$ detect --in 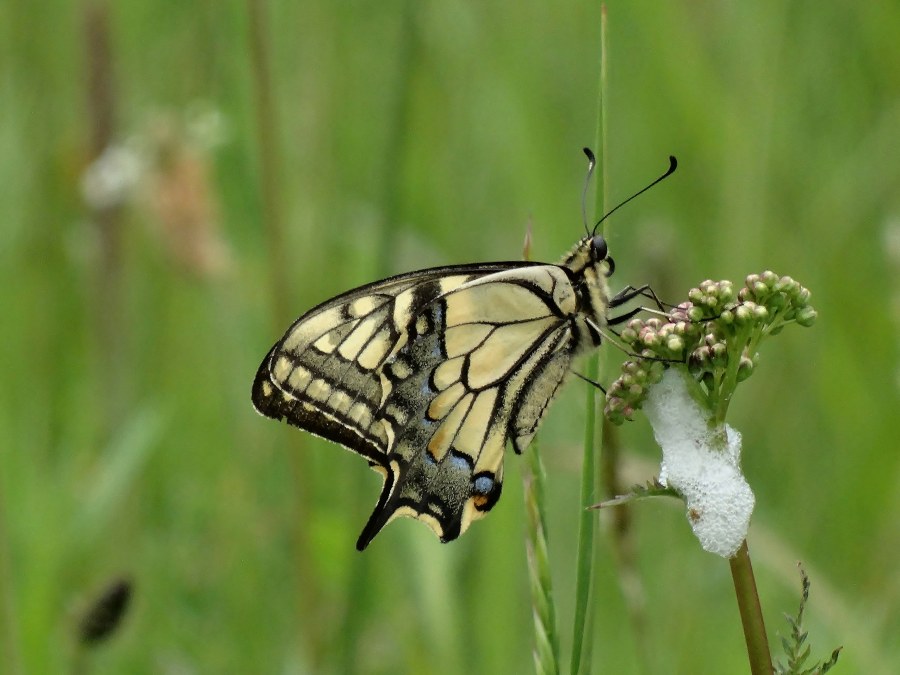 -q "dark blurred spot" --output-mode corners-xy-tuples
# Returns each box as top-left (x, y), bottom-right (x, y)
(78, 577), (134, 646)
